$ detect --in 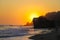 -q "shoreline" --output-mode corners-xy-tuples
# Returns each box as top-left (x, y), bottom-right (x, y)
(29, 29), (58, 40)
